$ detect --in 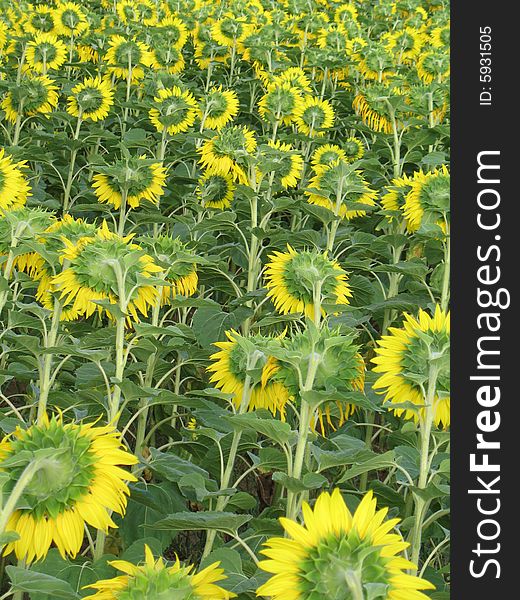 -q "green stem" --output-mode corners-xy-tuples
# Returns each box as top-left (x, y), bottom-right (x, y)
(36, 298), (62, 424)
(109, 314), (126, 424)
(409, 364), (440, 573)
(0, 463), (41, 541)
(63, 114), (83, 213)
(441, 225), (450, 311)
(118, 189), (128, 237)
(344, 569), (364, 600)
